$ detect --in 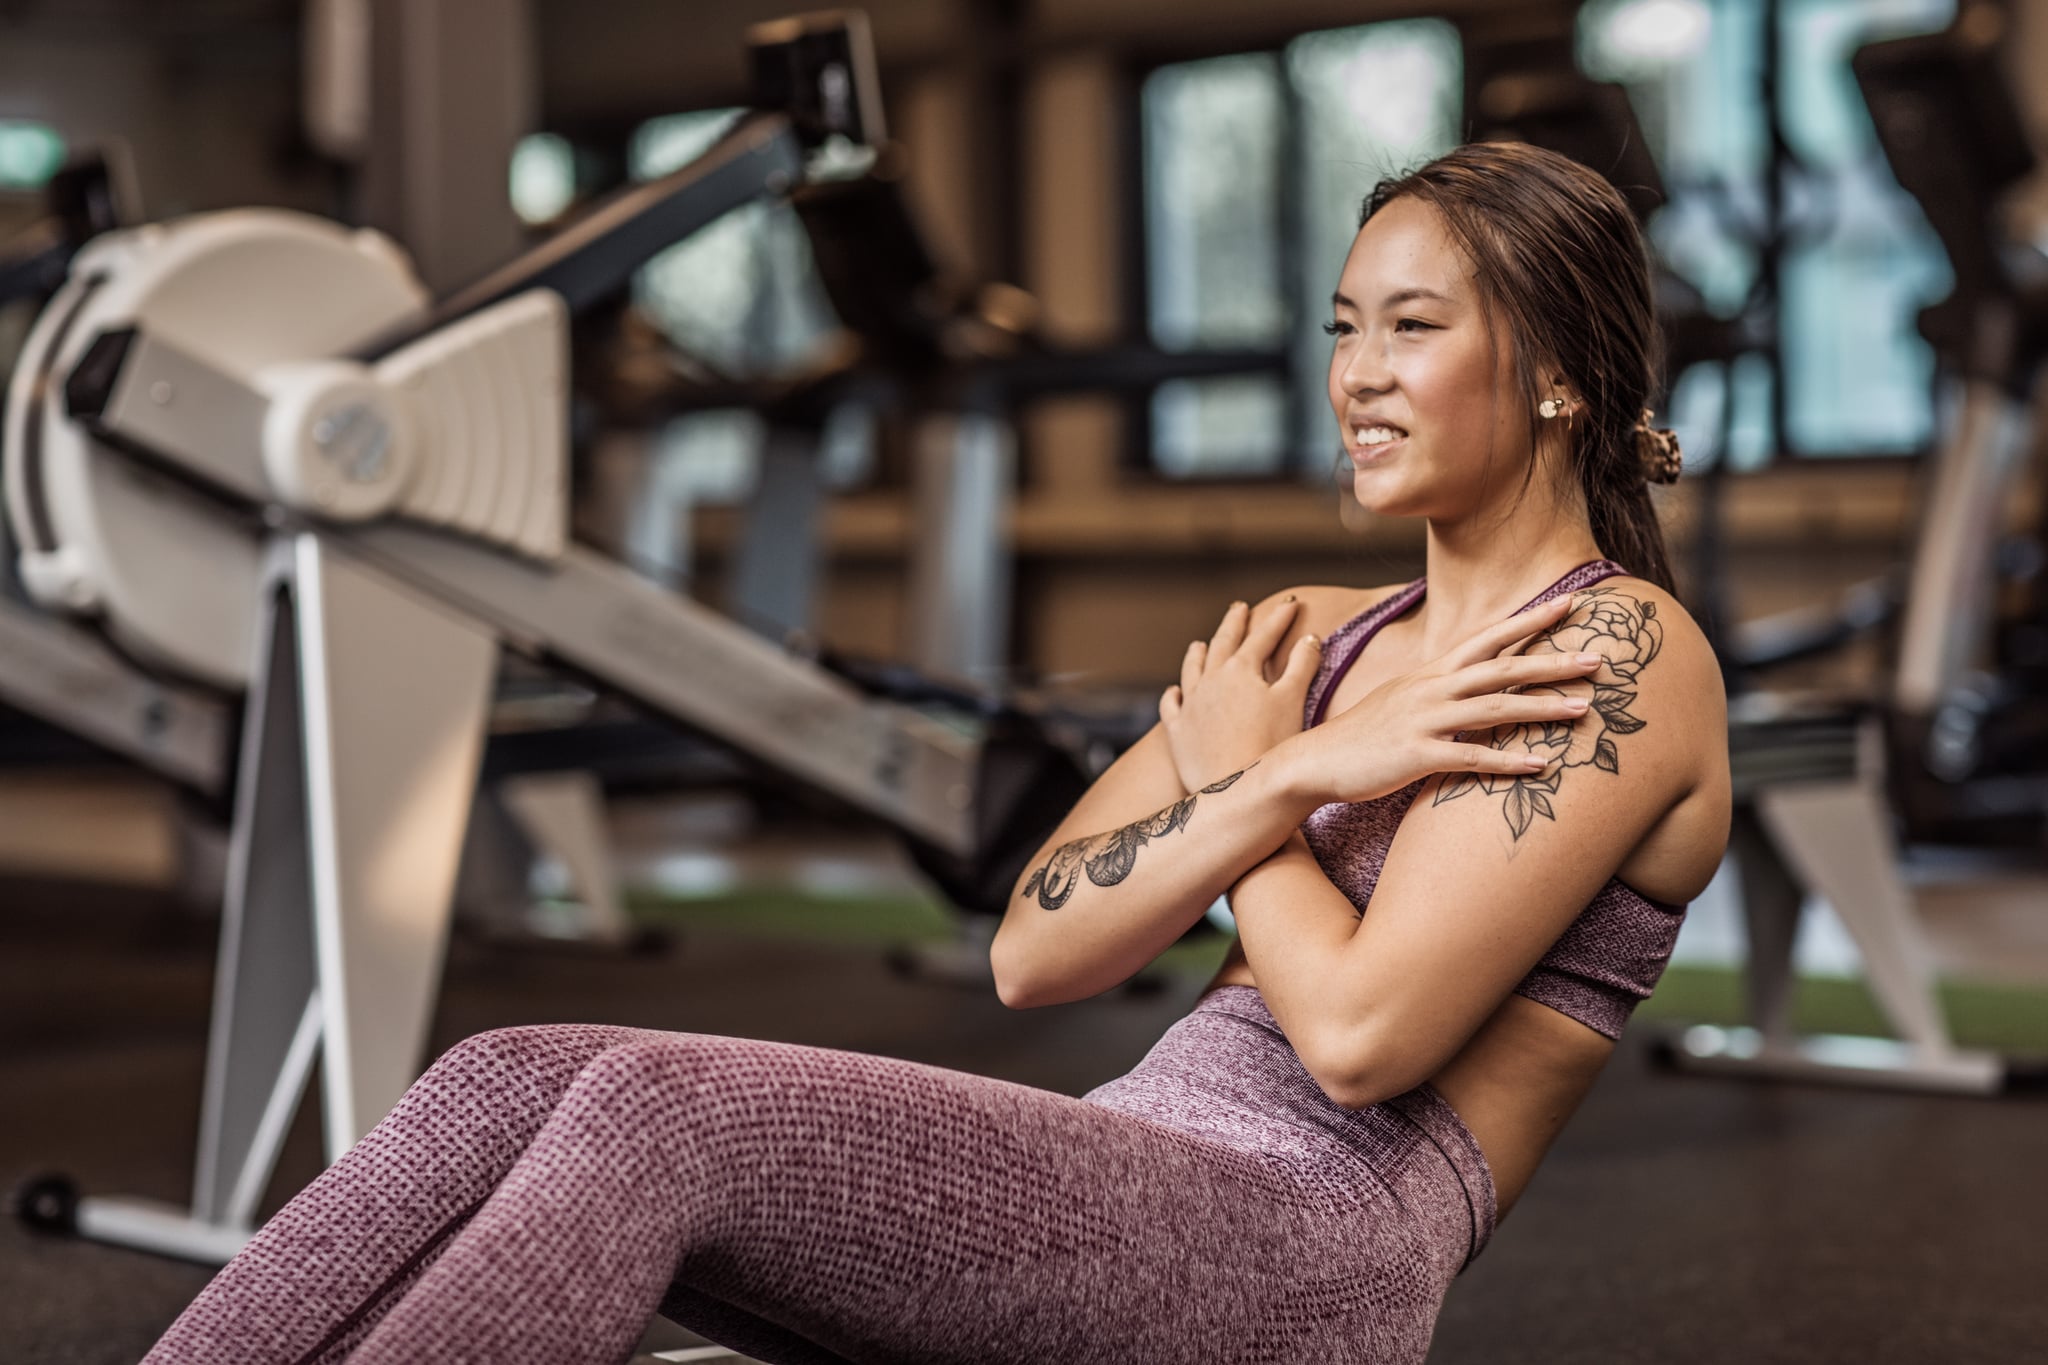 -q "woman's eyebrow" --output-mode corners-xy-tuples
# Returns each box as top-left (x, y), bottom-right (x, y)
(1329, 287), (1458, 310)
